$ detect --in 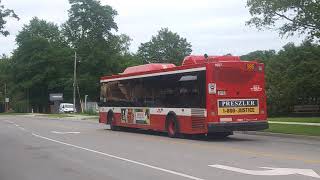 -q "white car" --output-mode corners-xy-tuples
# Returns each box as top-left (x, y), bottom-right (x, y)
(59, 103), (75, 113)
